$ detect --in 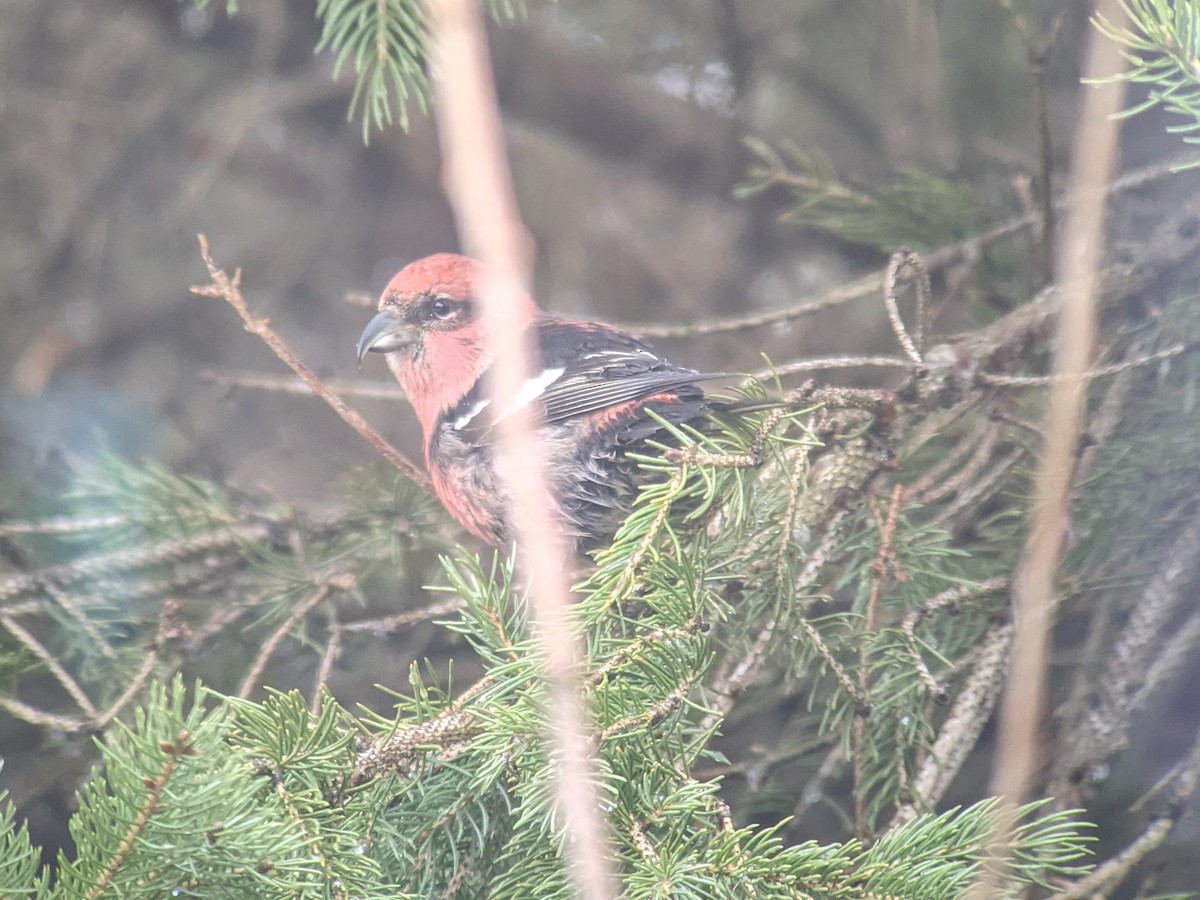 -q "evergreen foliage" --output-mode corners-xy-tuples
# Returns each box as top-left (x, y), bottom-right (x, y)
(0, 770), (42, 896)
(1095, 0), (1200, 169)
(0, 390), (1104, 896)
(312, 0), (527, 140)
(4, 4), (1200, 898)
(735, 139), (980, 252)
